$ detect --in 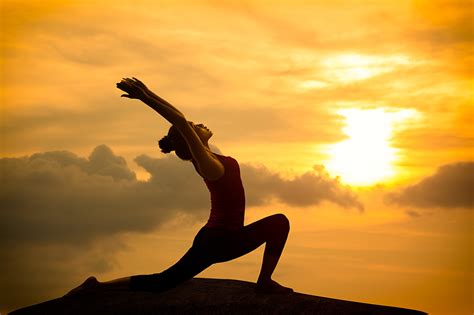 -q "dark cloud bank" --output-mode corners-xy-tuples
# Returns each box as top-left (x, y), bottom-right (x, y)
(0, 145), (361, 247)
(387, 161), (474, 209)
